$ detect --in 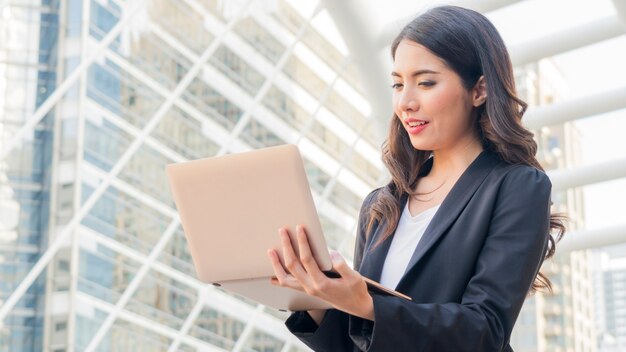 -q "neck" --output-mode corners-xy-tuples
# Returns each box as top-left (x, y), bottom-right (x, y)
(429, 136), (484, 182)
